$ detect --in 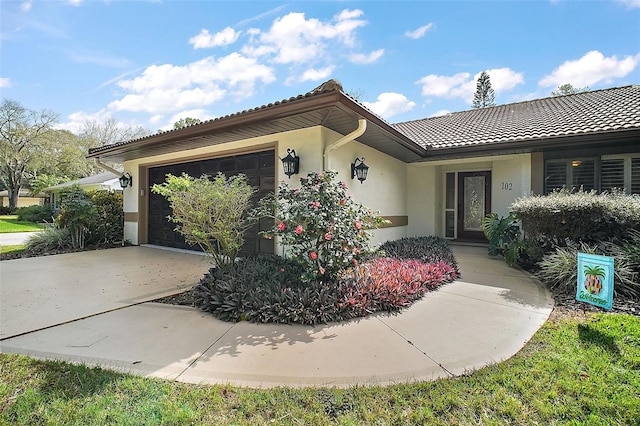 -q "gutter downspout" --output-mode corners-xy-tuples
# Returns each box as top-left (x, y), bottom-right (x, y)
(323, 118), (367, 171)
(93, 158), (123, 177)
